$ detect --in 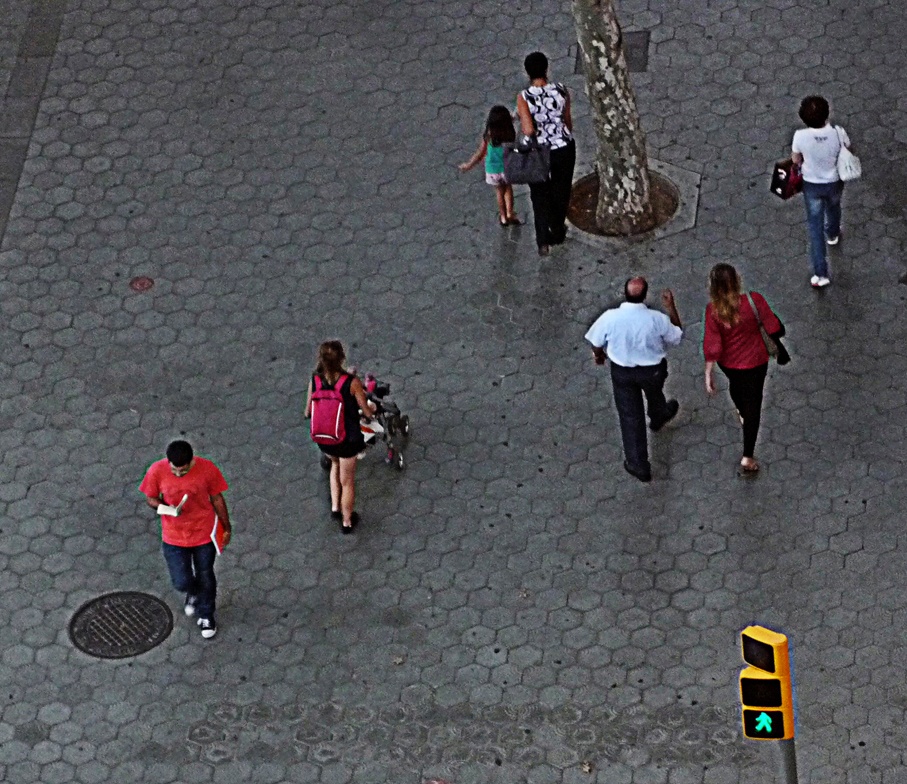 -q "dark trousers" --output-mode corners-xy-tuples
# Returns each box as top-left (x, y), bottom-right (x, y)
(719, 363), (768, 458)
(162, 542), (217, 619)
(528, 139), (576, 249)
(610, 359), (671, 473)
